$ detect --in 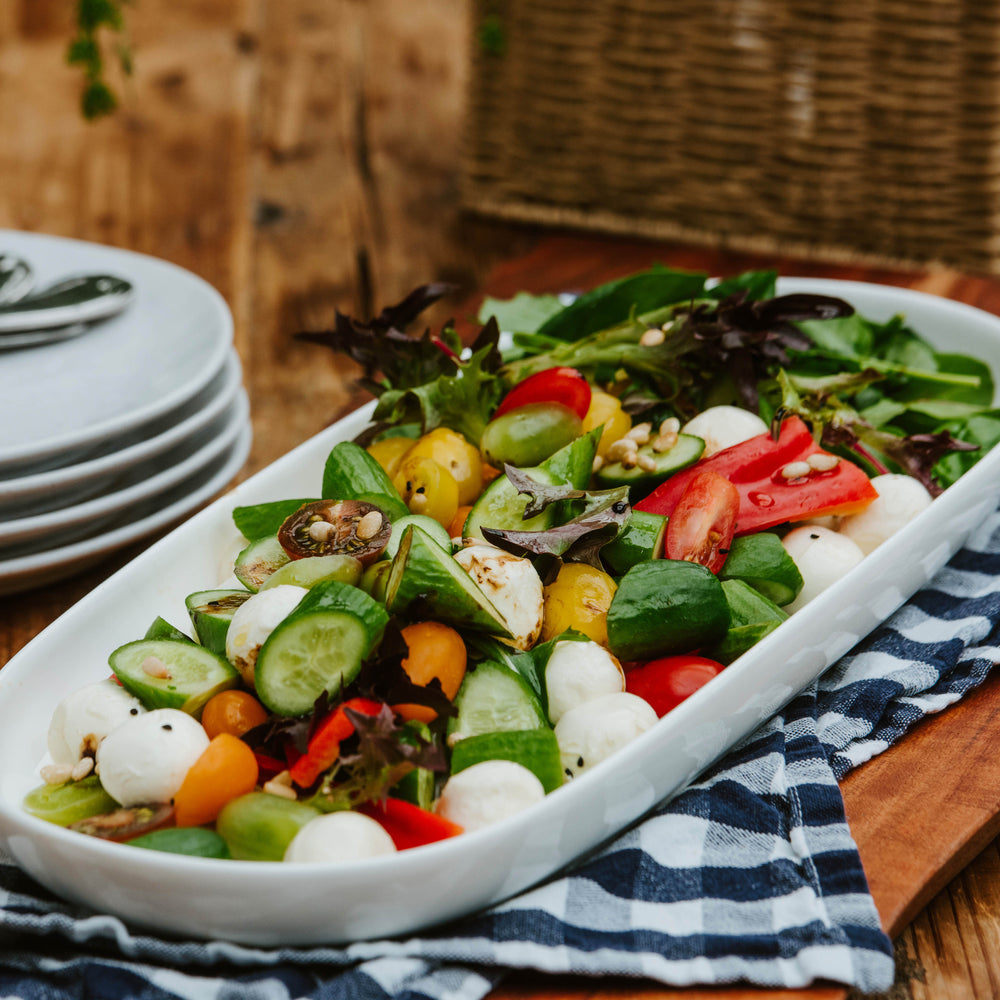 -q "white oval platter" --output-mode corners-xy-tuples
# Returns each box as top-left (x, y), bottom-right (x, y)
(0, 279), (998, 947)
